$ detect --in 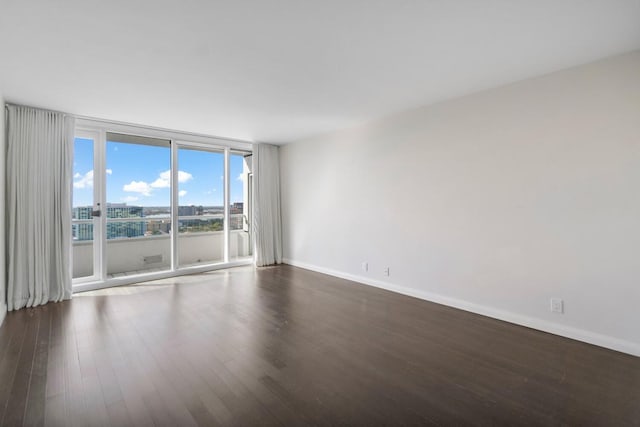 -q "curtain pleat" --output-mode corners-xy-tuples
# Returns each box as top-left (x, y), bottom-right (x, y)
(253, 143), (283, 267)
(6, 105), (74, 310)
